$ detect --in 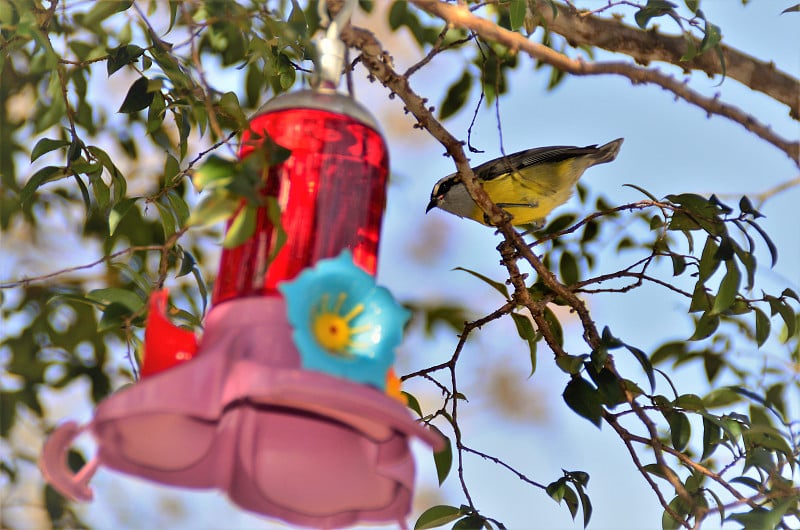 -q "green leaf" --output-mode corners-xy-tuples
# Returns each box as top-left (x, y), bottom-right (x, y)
(727, 500), (795, 530)
(590, 346), (607, 372)
(667, 193), (726, 234)
(701, 415), (721, 459)
(452, 515), (487, 530)
(573, 481), (593, 527)
(689, 313), (719, 341)
(667, 211), (701, 232)
(689, 282), (711, 313)
(754, 307), (770, 347)
(703, 387), (742, 408)
(31, 138), (71, 162)
(163, 153), (181, 186)
(546, 477), (568, 503)
(414, 505), (463, 529)
(748, 402), (773, 427)
(587, 367), (625, 407)
(438, 71), (472, 121)
(650, 341), (688, 365)
(774, 298), (796, 339)
(634, 0), (678, 29)
(543, 307), (564, 348)
(20, 166), (67, 204)
(147, 91), (166, 133)
(288, 0), (307, 35)
(86, 169), (110, 211)
(705, 488), (726, 526)
(765, 383), (787, 418)
(710, 260), (740, 315)
(218, 91), (248, 128)
(192, 268), (209, 315)
(622, 183), (659, 202)
(118, 76), (154, 113)
(563, 377), (603, 427)
(713, 236), (734, 261)
(193, 155), (237, 189)
(432, 426), (452, 486)
(69, 137), (84, 162)
(559, 252), (579, 285)
(86, 287), (144, 312)
(109, 197), (138, 235)
(80, 0), (132, 28)
(625, 344), (656, 391)
(738, 196), (763, 218)
(510, 312), (538, 376)
(697, 236), (720, 281)
(642, 463), (669, 480)
(403, 391), (423, 418)
(177, 250), (197, 278)
(509, 0), (526, 30)
(155, 200), (176, 238)
(562, 484), (580, 519)
(0, 392), (18, 437)
(699, 19), (722, 54)
(556, 354), (587, 375)
(670, 253), (686, 276)
(98, 301), (134, 331)
(106, 44), (144, 76)
(264, 196), (286, 264)
(662, 496), (689, 530)
(544, 213), (577, 234)
(419, 304), (469, 336)
(73, 173), (92, 213)
(665, 411), (691, 450)
(222, 204), (257, 248)
(166, 190), (190, 228)
(782, 287), (800, 301)
(745, 219), (778, 267)
(187, 193), (240, 228)
(730, 240), (756, 291)
(680, 35), (698, 62)
(44, 484), (65, 521)
(453, 267), (509, 298)
(744, 425), (794, 460)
